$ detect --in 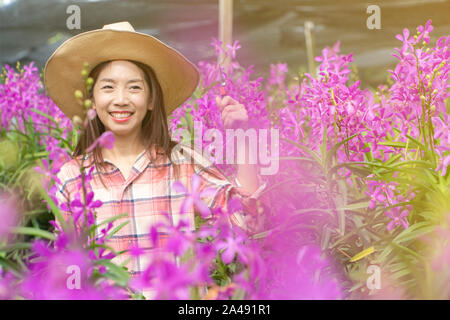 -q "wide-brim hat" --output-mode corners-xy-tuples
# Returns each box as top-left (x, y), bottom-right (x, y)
(44, 21), (199, 121)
